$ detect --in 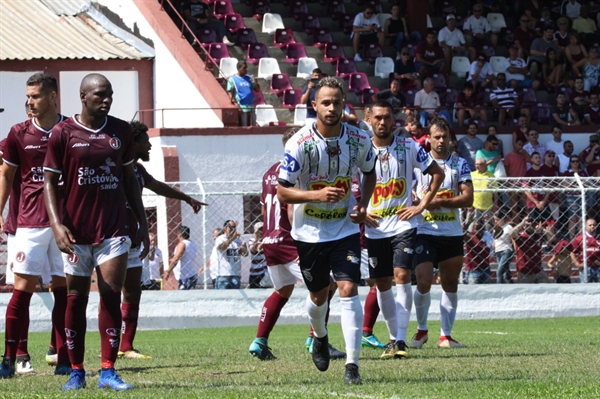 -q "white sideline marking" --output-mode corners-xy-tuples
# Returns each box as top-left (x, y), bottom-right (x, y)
(470, 331), (508, 335)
